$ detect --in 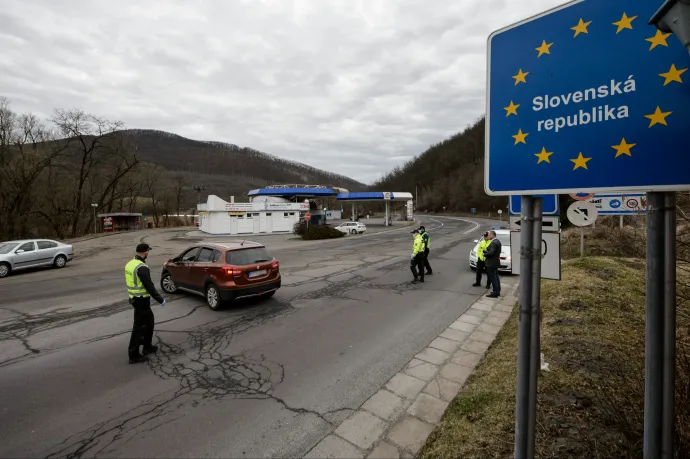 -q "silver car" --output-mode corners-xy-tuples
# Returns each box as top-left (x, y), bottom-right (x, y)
(0, 239), (74, 278)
